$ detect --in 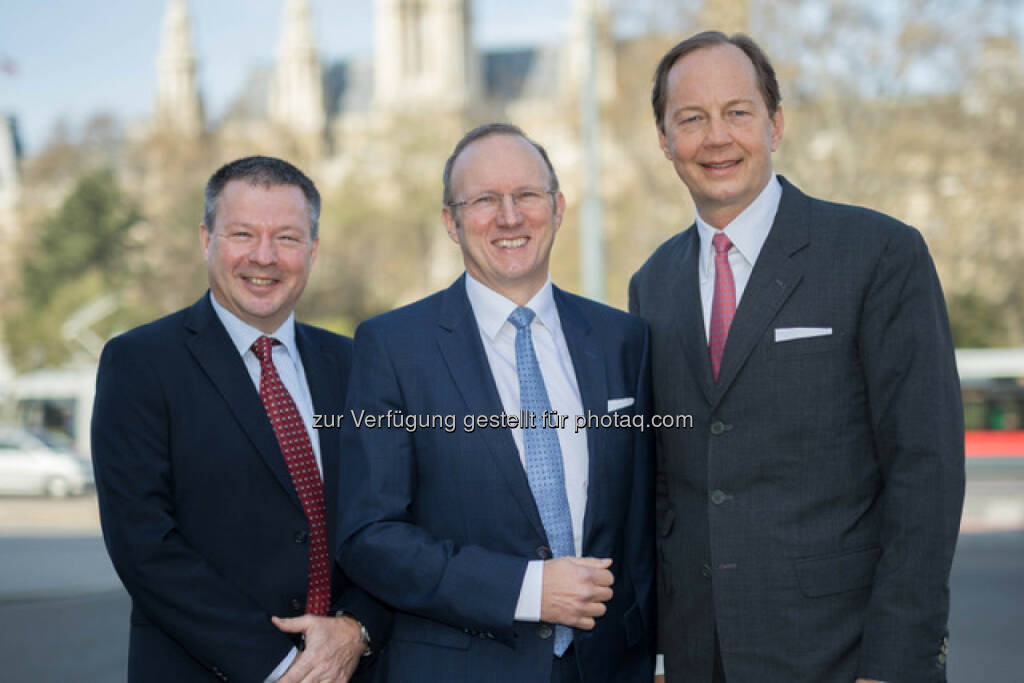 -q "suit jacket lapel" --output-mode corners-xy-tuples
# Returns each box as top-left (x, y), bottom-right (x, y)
(711, 177), (809, 405)
(436, 277), (548, 542)
(670, 228), (716, 404)
(296, 325), (342, 549)
(185, 295), (304, 513)
(553, 288), (607, 552)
